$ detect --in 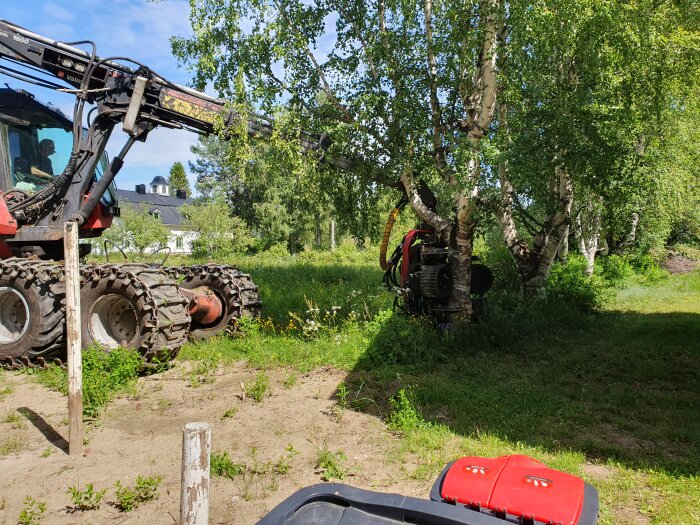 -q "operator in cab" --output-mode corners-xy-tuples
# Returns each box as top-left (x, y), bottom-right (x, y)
(30, 138), (55, 180)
